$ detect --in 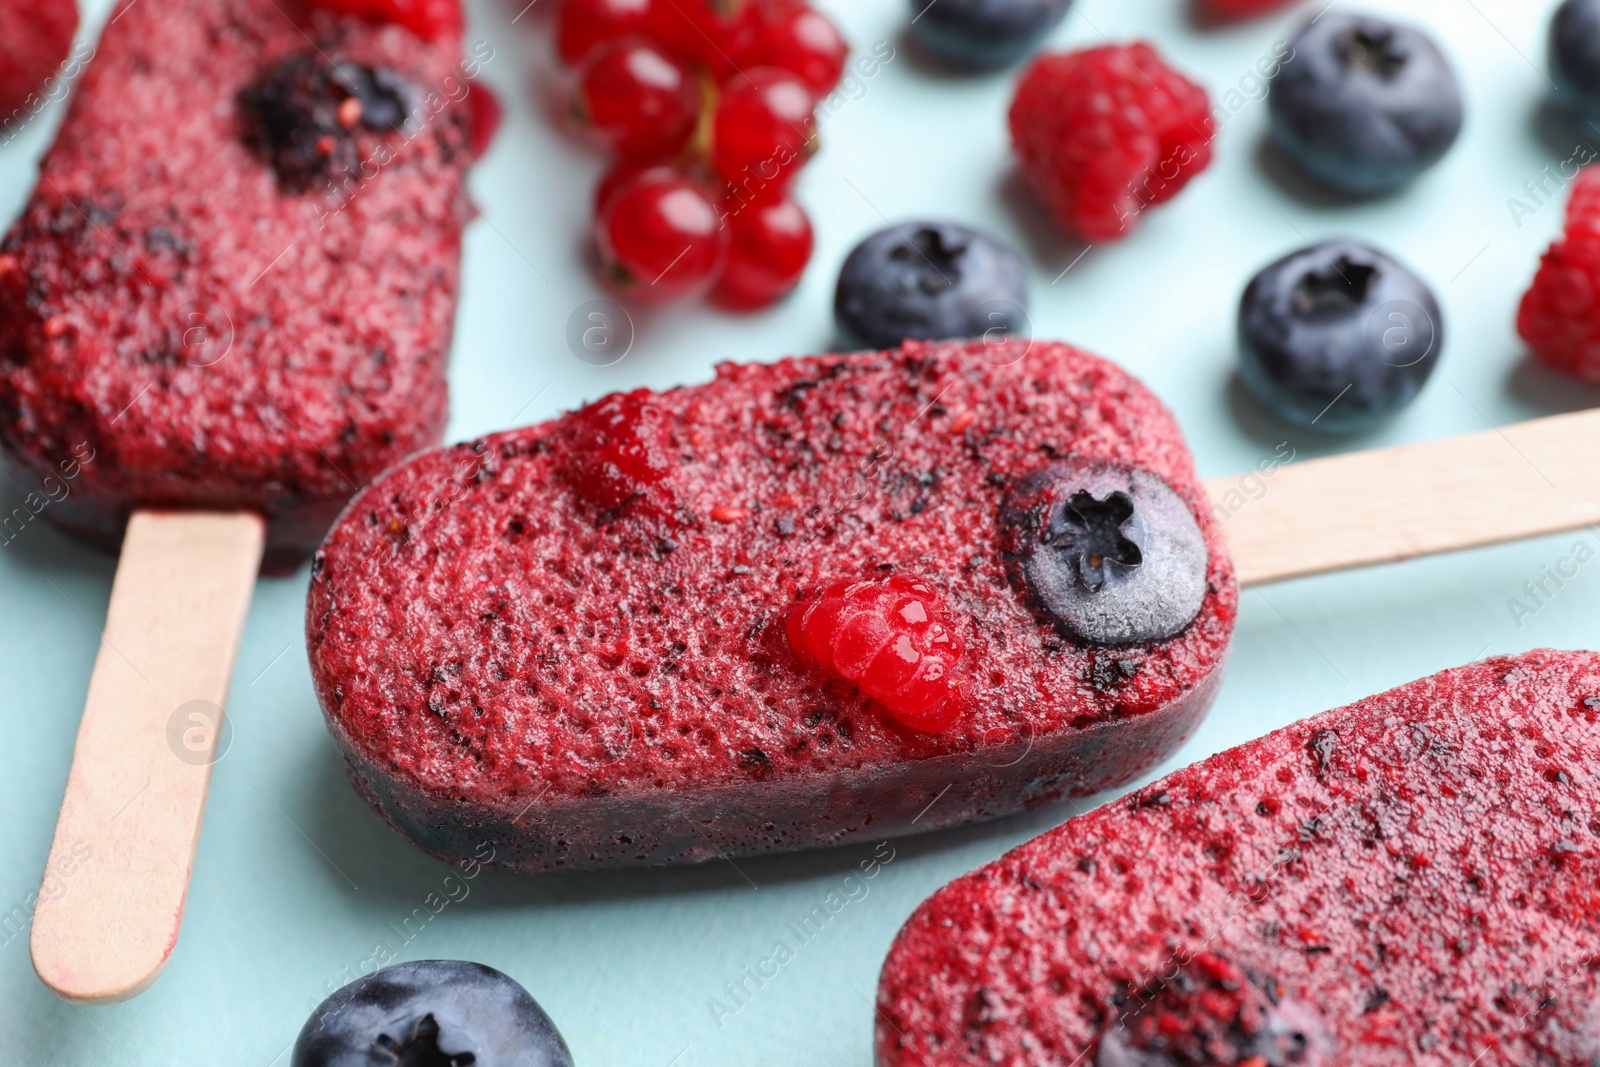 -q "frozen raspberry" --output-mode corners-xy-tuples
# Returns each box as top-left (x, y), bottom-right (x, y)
(0, 0), (78, 118)
(787, 576), (967, 734)
(1518, 167), (1600, 381)
(564, 390), (676, 513)
(311, 0), (463, 40)
(1565, 164), (1600, 239)
(1008, 43), (1213, 242)
(1202, 0), (1295, 19)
